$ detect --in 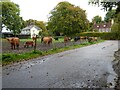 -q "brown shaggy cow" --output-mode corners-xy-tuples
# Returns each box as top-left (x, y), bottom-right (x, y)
(41, 37), (52, 46)
(7, 37), (20, 49)
(80, 36), (88, 42)
(64, 36), (71, 46)
(88, 37), (98, 42)
(24, 41), (34, 48)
